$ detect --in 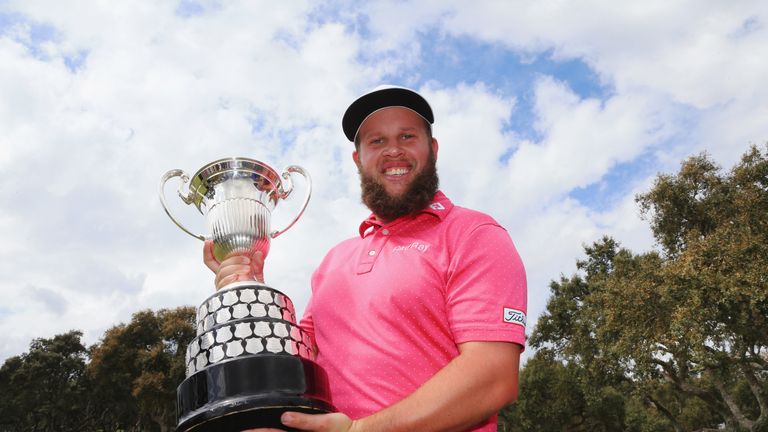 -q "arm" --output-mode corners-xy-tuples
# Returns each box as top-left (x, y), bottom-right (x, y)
(279, 340), (521, 432)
